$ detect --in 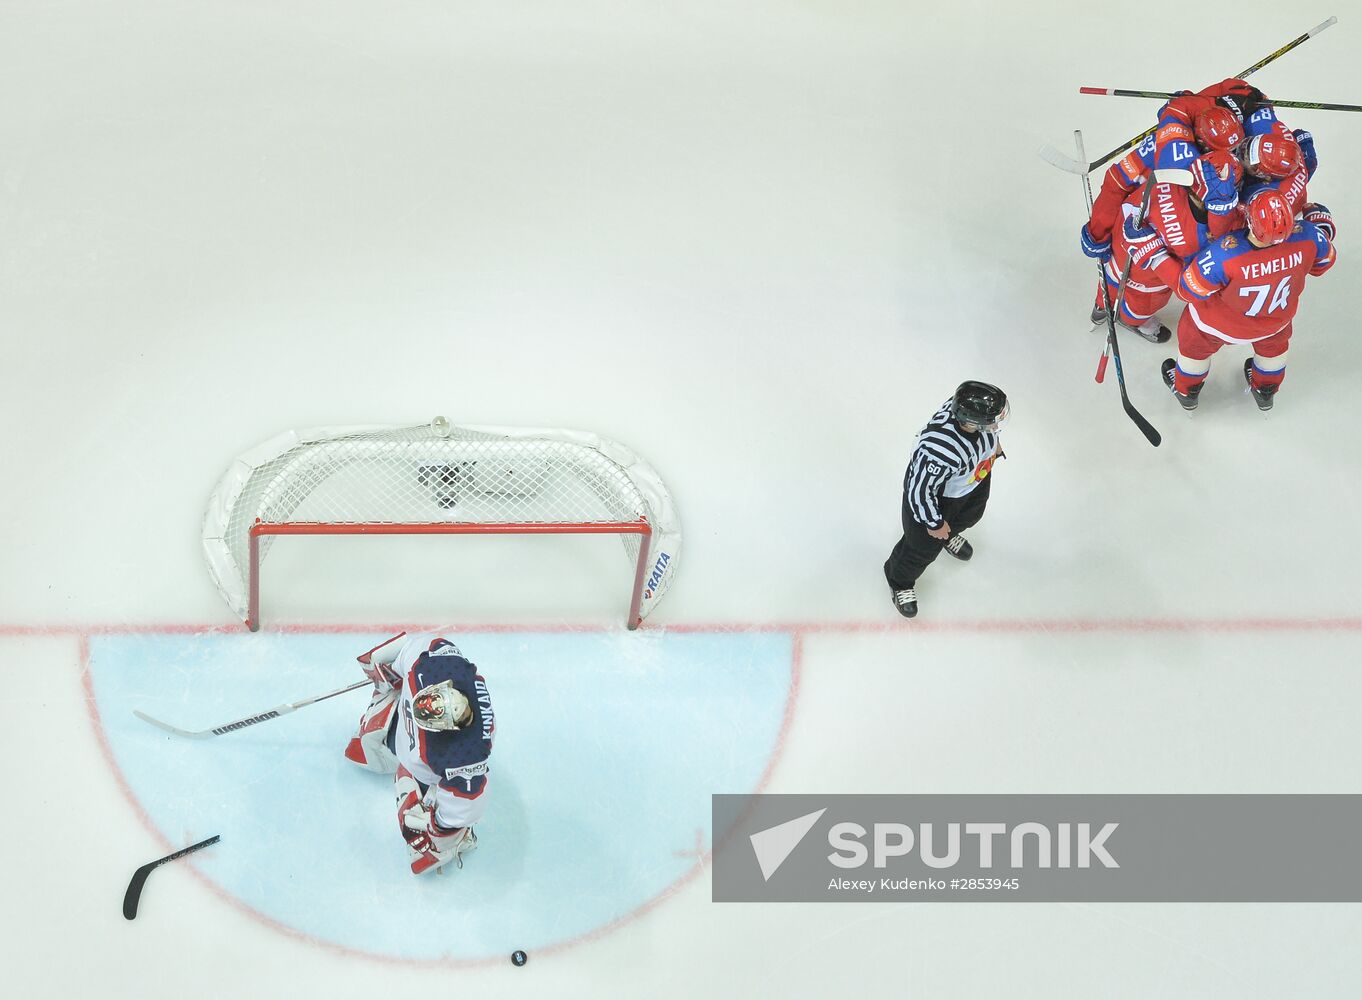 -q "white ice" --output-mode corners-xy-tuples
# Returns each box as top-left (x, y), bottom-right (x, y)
(2, 1), (1361, 997)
